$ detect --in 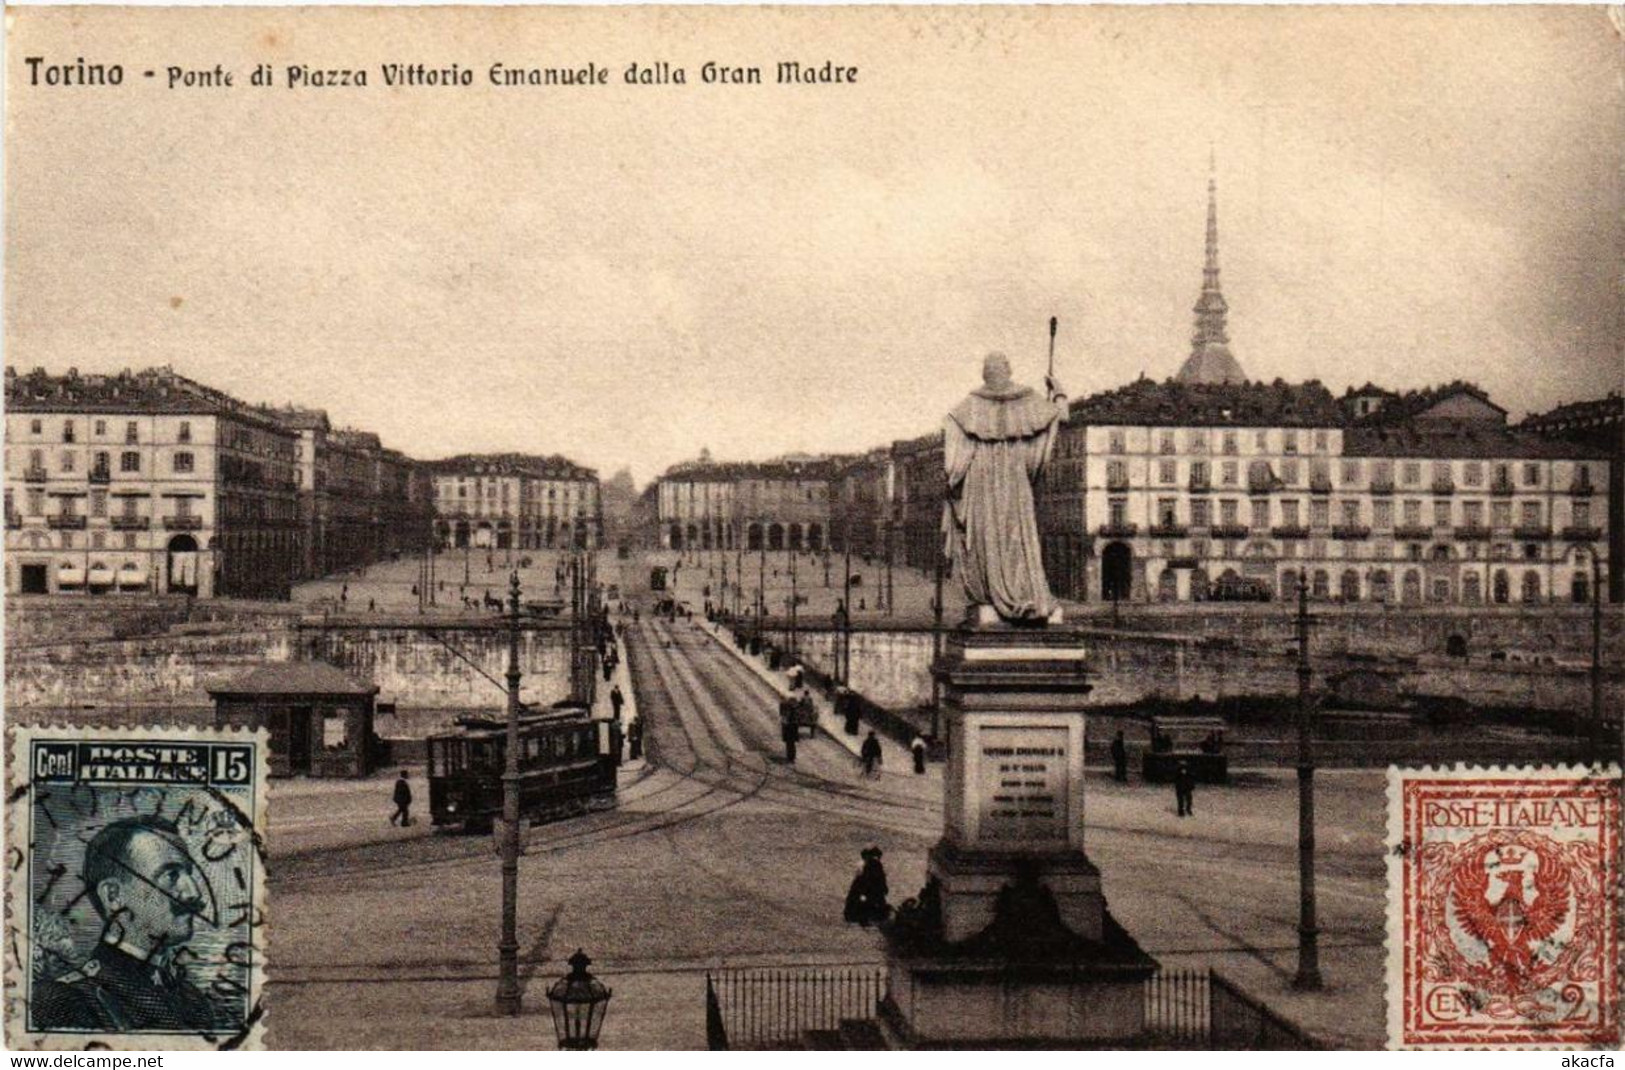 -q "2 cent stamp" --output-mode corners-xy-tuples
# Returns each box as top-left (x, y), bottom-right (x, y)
(1387, 765), (1621, 1049)
(4, 726), (268, 1050)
